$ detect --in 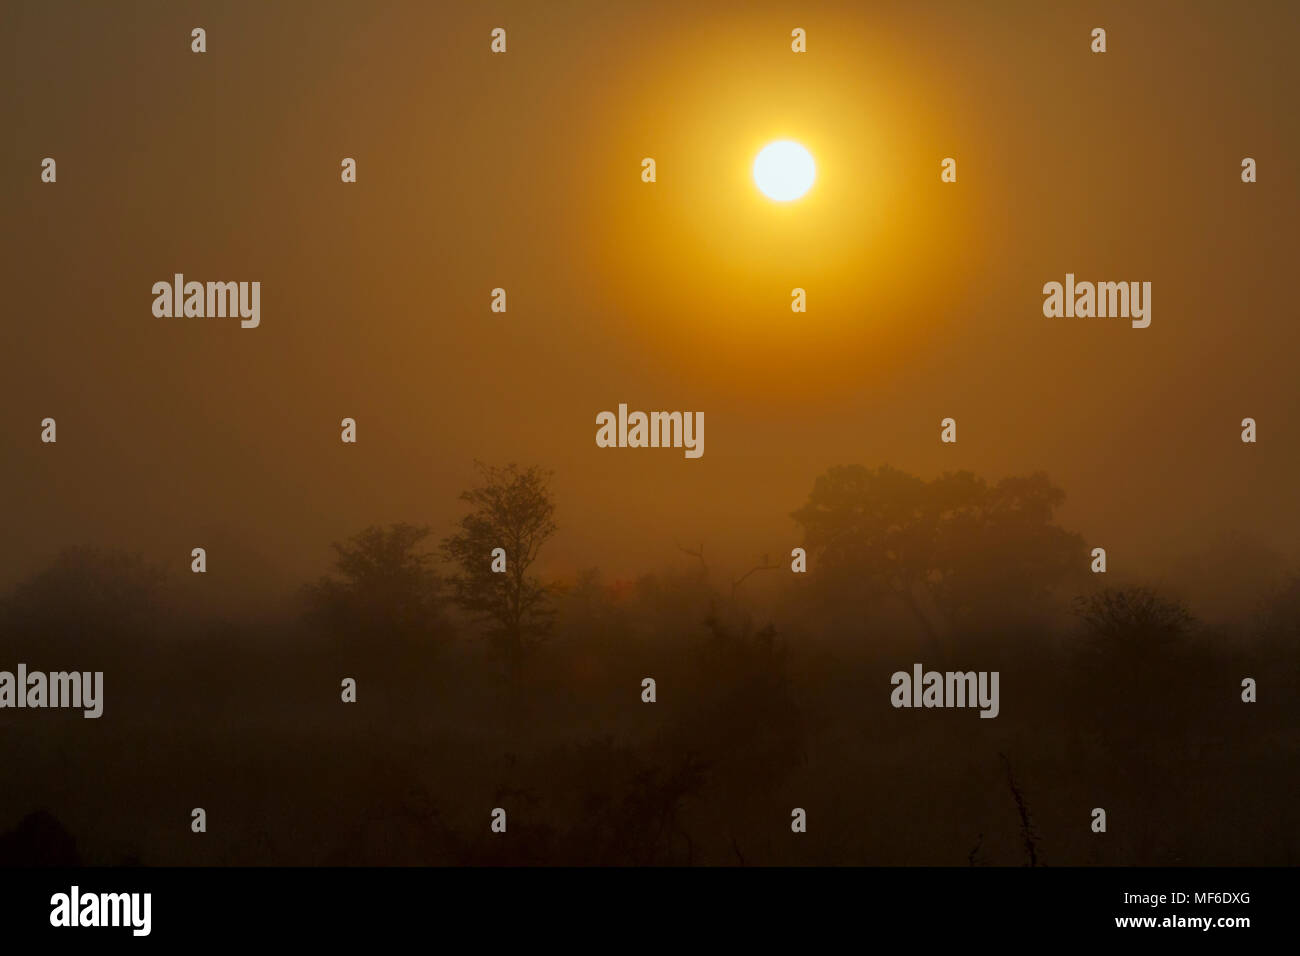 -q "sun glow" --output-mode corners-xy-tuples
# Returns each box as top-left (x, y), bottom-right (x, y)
(752, 140), (816, 201)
